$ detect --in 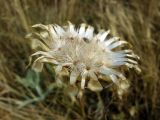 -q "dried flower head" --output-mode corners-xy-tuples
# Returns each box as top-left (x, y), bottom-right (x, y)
(27, 22), (140, 94)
